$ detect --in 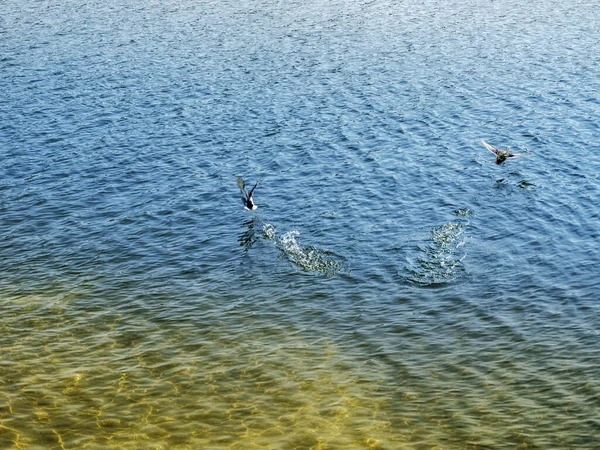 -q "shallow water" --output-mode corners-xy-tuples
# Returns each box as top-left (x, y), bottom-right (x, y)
(1, 0), (600, 448)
